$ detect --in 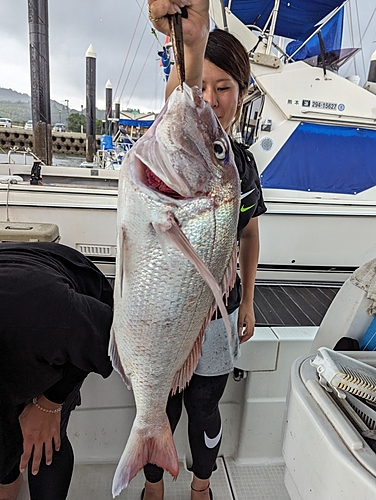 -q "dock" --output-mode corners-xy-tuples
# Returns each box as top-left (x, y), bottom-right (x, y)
(0, 127), (101, 156)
